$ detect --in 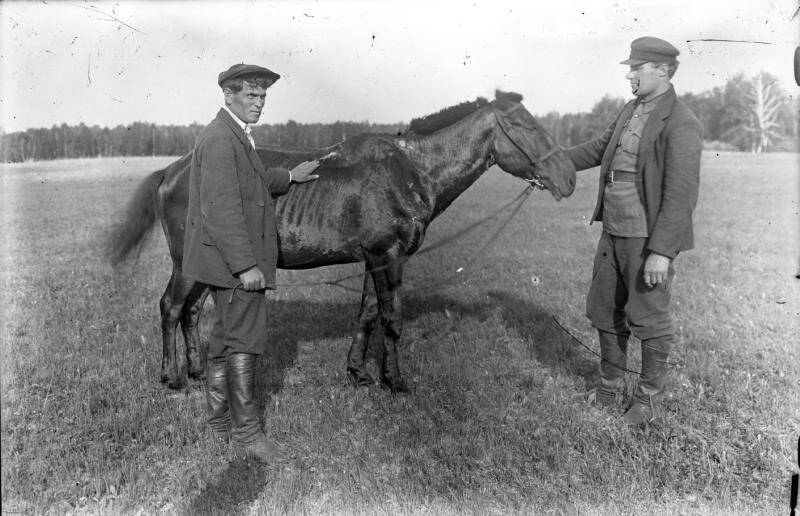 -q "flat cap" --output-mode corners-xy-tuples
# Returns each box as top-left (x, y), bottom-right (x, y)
(621, 37), (679, 66)
(217, 63), (280, 88)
